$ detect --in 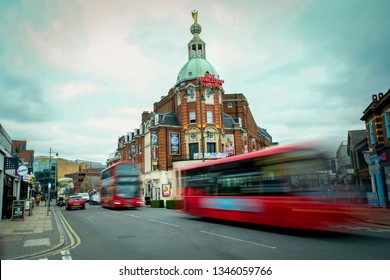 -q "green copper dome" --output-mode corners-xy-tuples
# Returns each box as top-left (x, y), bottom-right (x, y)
(175, 11), (220, 86)
(176, 57), (219, 85)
